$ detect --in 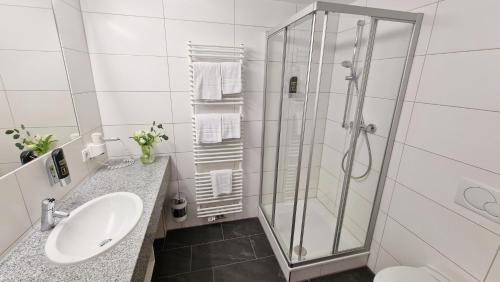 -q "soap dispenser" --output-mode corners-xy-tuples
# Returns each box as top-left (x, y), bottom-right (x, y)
(46, 148), (71, 187)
